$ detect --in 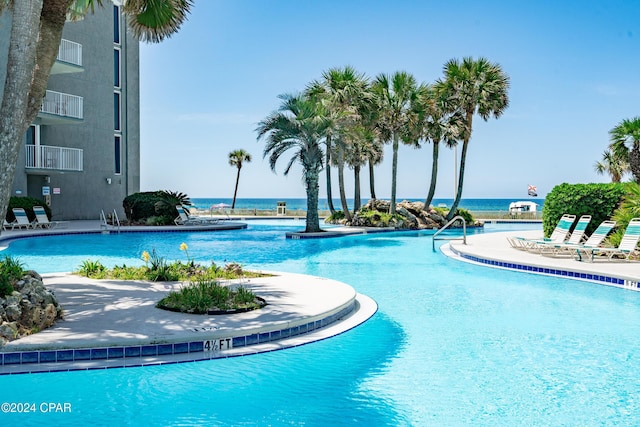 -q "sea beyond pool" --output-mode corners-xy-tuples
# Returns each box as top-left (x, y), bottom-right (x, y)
(192, 197), (544, 212)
